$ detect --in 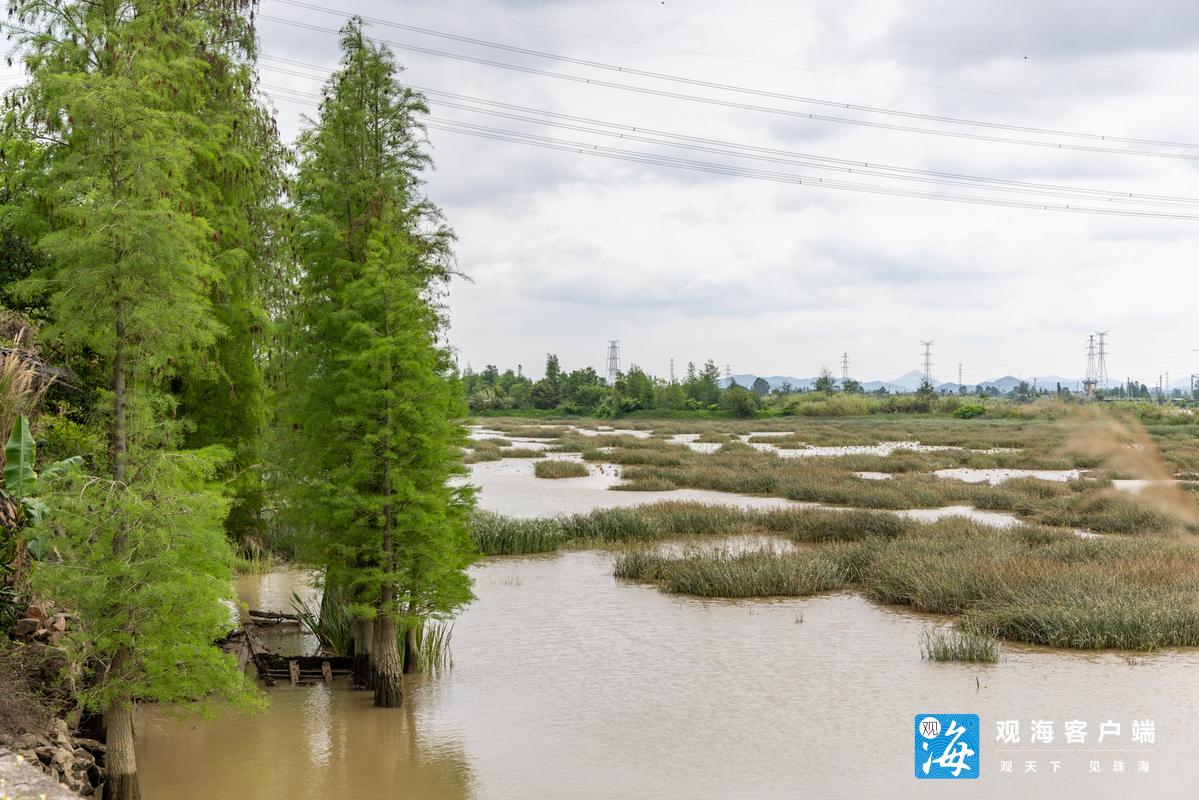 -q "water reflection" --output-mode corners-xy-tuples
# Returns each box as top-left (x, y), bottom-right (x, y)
(139, 552), (1199, 799)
